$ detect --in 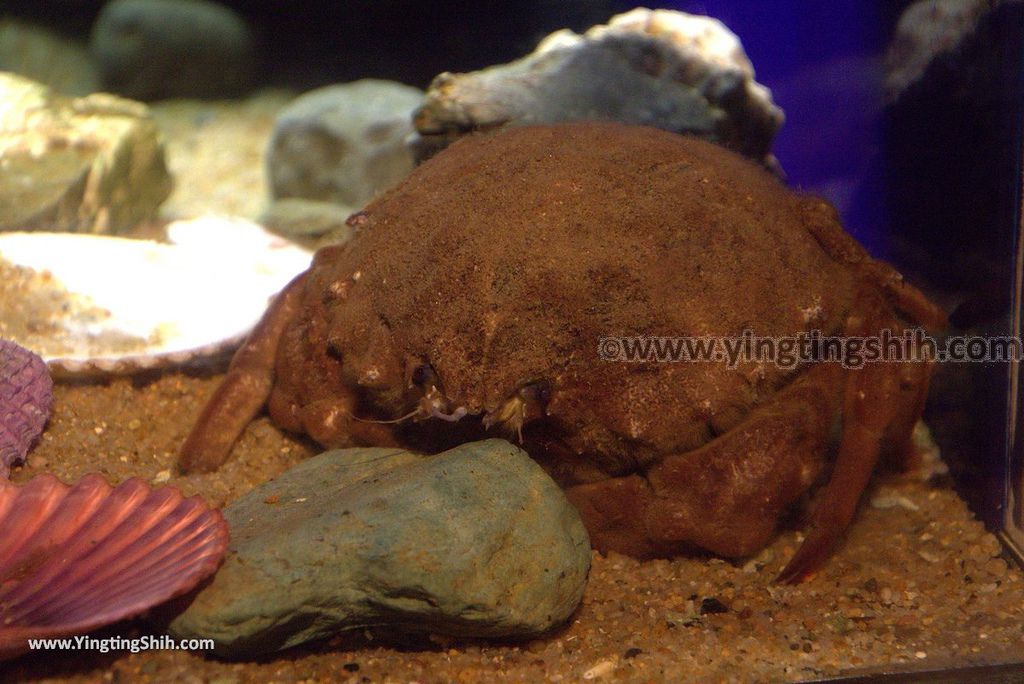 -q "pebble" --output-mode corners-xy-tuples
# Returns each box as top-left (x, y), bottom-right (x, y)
(870, 492), (921, 511)
(582, 659), (617, 679)
(169, 439), (591, 658)
(984, 558), (1008, 579)
(700, 598), (729, 615)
